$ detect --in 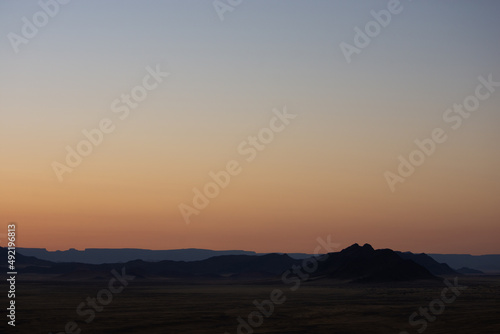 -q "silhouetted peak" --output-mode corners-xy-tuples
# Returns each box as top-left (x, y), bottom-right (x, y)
(340, 243), (375, 255)
(362, 243), (374, 251)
